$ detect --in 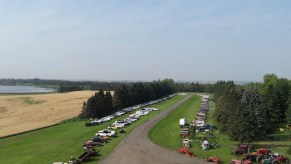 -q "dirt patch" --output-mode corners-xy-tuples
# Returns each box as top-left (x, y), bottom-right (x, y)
(101, 94), (208, 164)
(0, 107), (7, 113)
